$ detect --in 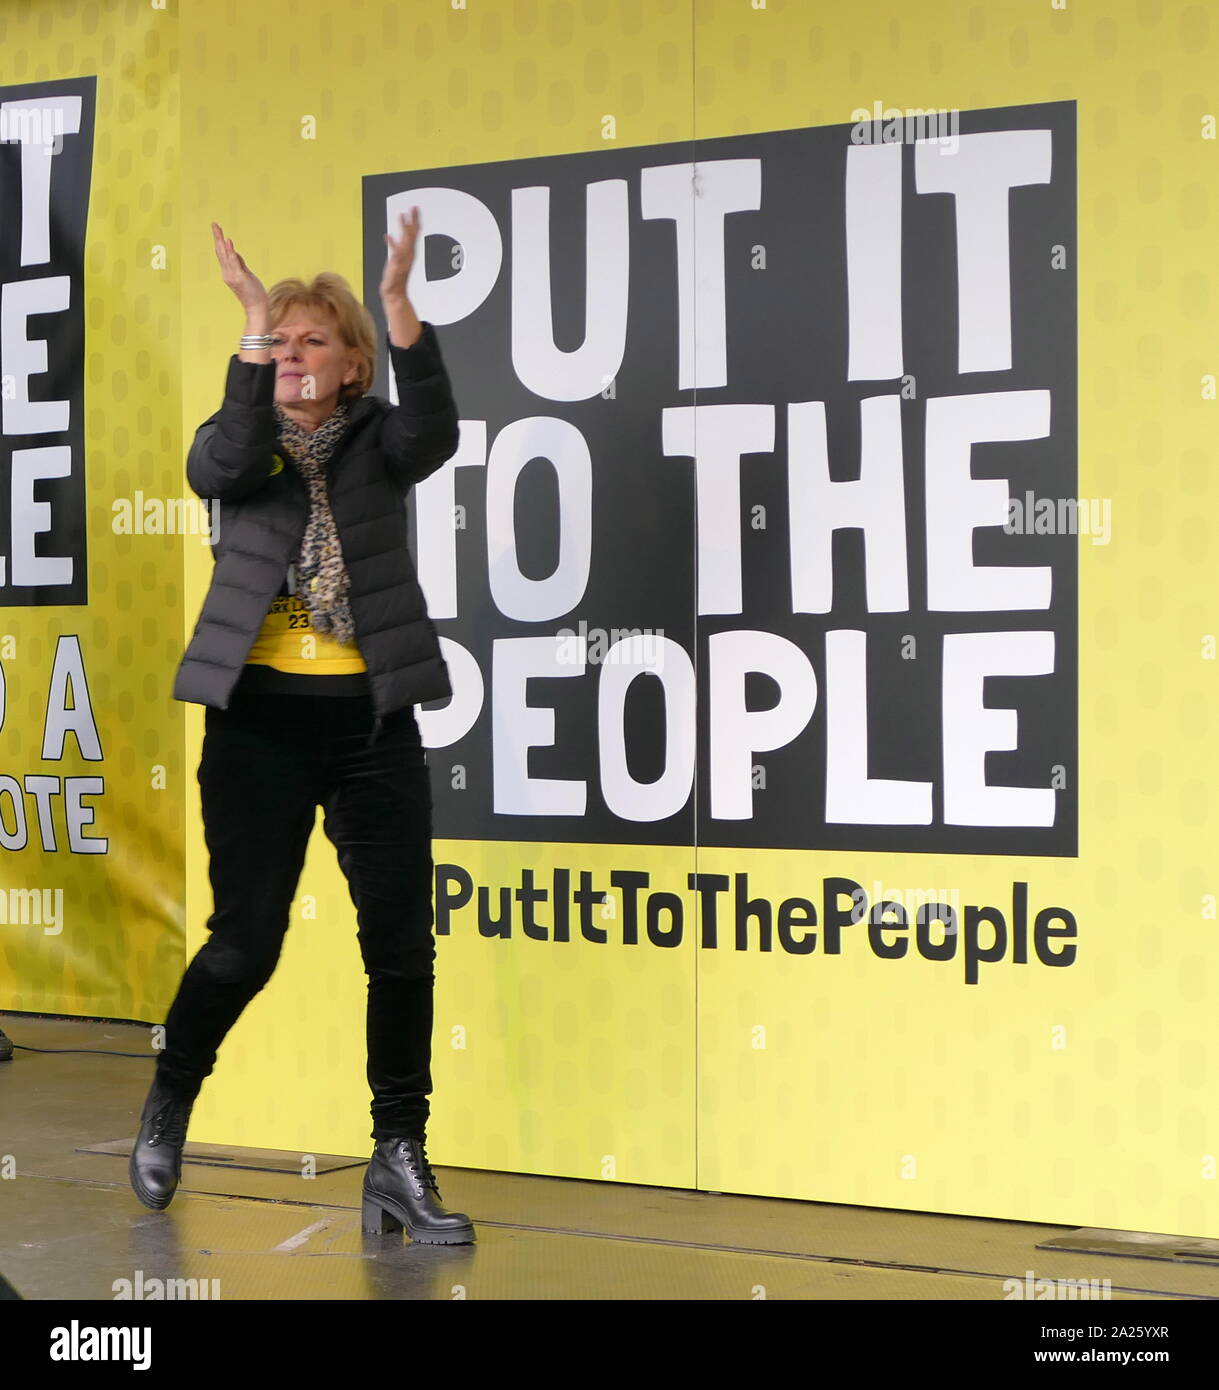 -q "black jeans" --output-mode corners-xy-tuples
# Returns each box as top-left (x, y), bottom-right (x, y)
(155, 687), (436, 1140)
